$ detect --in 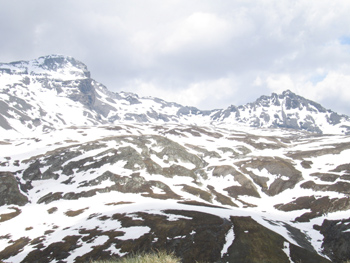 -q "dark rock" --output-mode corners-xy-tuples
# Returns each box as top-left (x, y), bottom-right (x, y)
(301, 180), (350, 194)
(319, 217), (350, 263)
(331, 163), (350, 174)
(125, 95), (141, 105)
(275, 195), (350, 222)
(301, 160), (313, 169)
(310, 172), (339, 182)
(176, 106), (201, 116)
(0, 172), (28, 206)
(328, 112), (342, 125)
(37, 192), (64, 204)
